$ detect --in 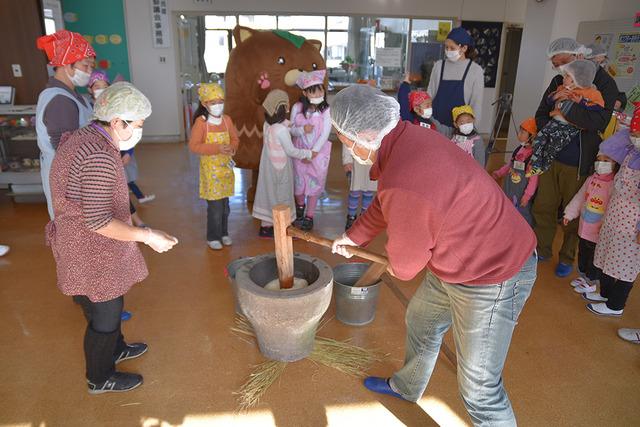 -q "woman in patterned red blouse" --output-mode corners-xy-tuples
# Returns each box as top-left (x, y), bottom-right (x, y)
(46, 83), (178, 394)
